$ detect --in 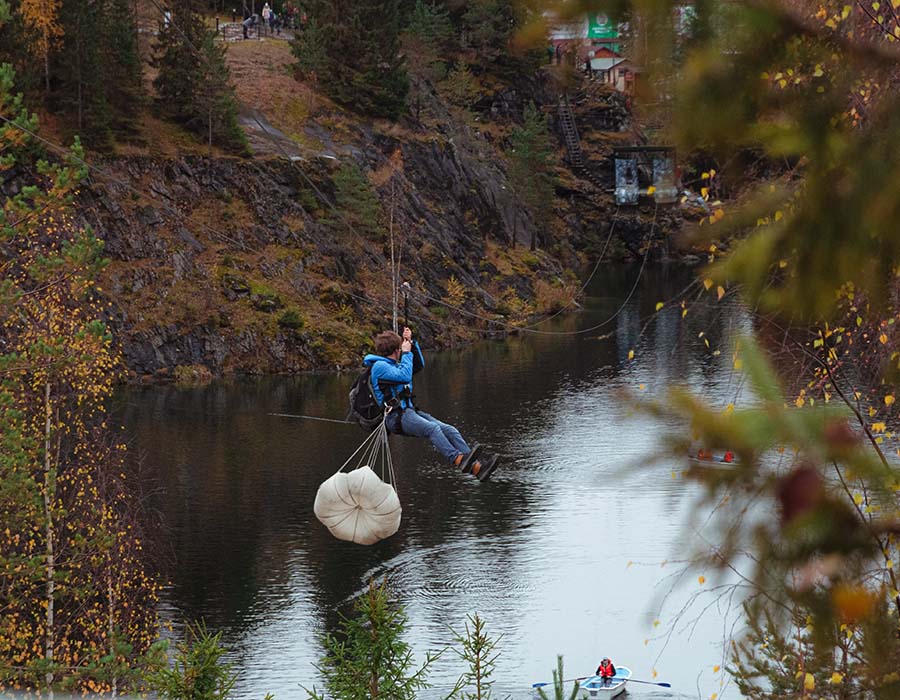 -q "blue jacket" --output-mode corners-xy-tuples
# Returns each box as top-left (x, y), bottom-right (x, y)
(363, 341), (425, 410)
